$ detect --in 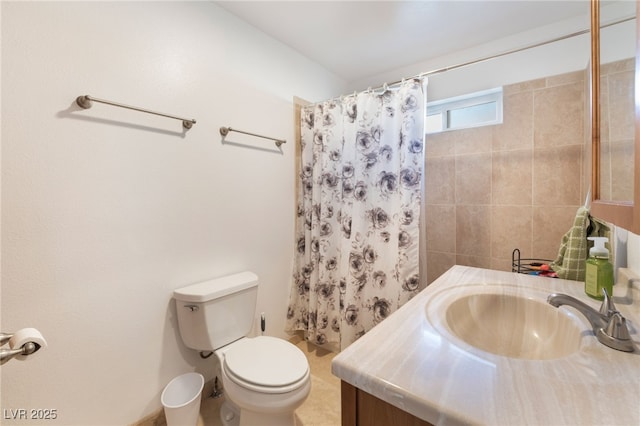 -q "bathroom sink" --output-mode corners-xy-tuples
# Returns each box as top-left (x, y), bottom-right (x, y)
(426, 286), (584, 360)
